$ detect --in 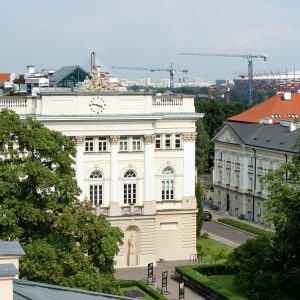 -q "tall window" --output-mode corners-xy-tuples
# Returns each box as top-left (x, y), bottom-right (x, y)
(162, 166), (174, 200)
(175, 134), (181, 149)
(165, 134), (171, 149)
(85, 137), (94, 152)
(132, 136), (141, 151)
(98, 137), (107, 151)
(155, 134), (161, 149)
(89, 170), (103, 206)
(123, 170), (137, 204)
(119, 137), (128, 151)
